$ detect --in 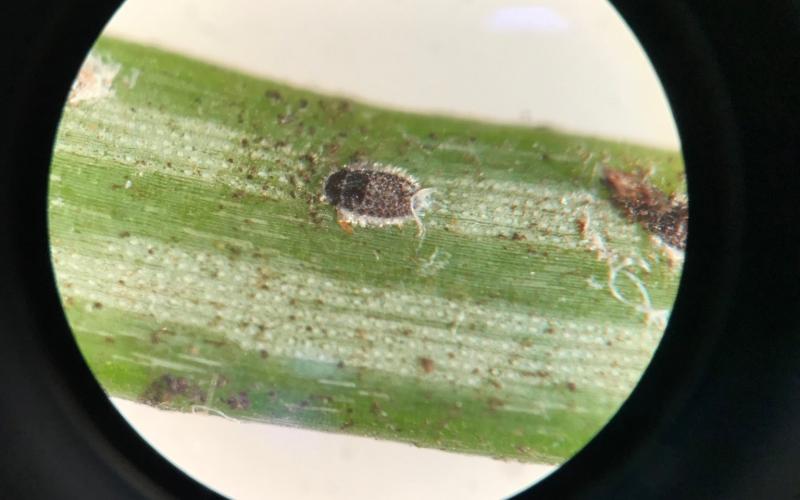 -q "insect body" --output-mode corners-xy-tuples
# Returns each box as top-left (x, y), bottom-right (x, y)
(321, 162), (434, 237)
